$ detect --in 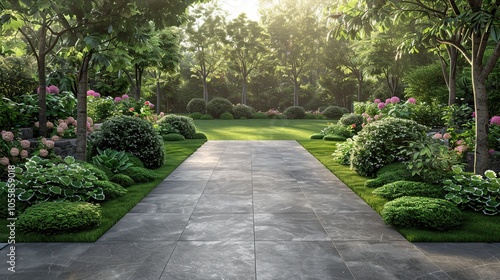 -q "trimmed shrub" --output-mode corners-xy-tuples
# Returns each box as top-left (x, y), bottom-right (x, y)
(310, 133), (324, 139)
(339, 113), (364, 133)
(232, 104), (255, 119)
(322, 106), (345, 119)
(200, 114), (214, 120)
(350, 118), (428, 177)
(283, 106), (306, 119)
(94, 180), (127, 200)
(193, 132), (208, 139)
(376, 162), (408, 177)
(122, 166), (158, 183)
(163, 133), (185, 141)
(321, 124), (353, 139)
(91, 116), (165, 168)
(125, 153), (145, 168)
(220, 112), (234, 120)
(110, 174), (134, 187)
(190, 112), (203, 120)
(207, 97), (233, 118)
(77, 161), (109, 181)
(17, 201), (102, 234)
(187, 98), (207, 114)
(372, 181), (445, 200)
(253, 112), (268, 119)
(324, 135), (347, 141)
(382, 196), (464, 230)
(365, 169), (417, 188)
(158, 114), (196, 139)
